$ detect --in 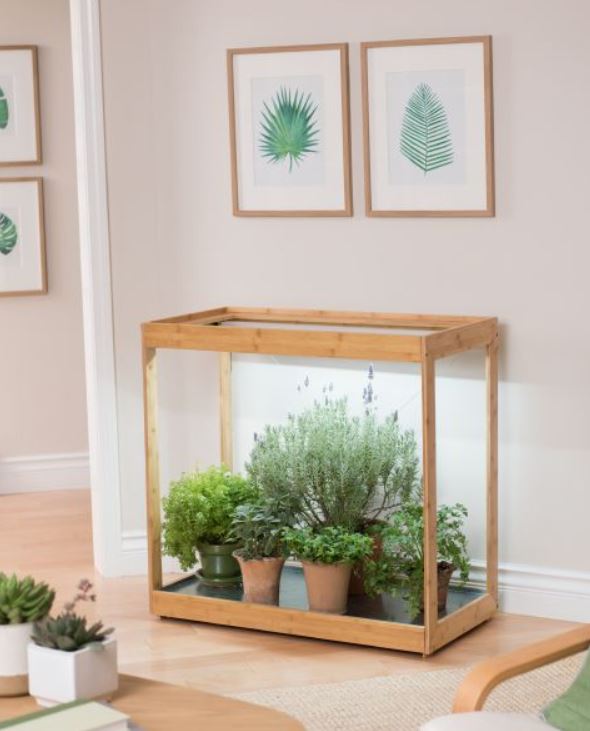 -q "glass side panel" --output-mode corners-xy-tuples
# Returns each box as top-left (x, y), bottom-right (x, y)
(436, 348), (488, 606)
(162, 565), (484, 626)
